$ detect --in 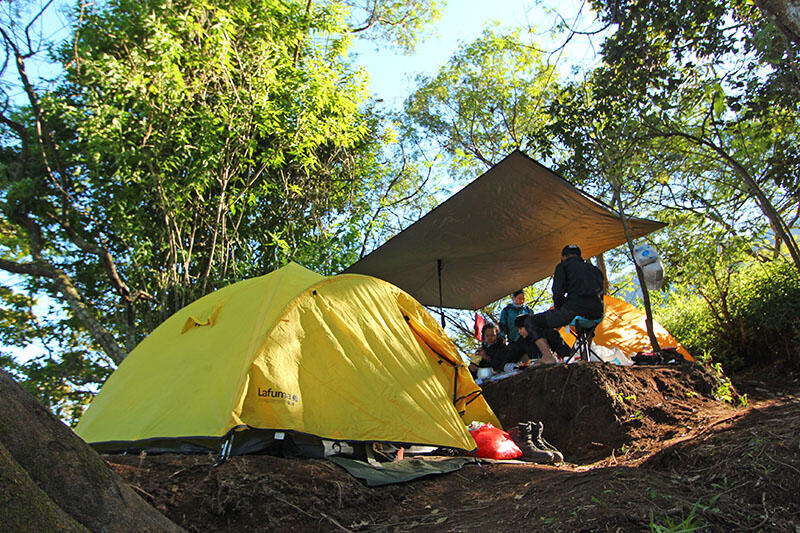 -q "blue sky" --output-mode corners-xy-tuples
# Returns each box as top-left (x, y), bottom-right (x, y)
(355, 0), (534, 107)
(353, 0), (601, 110)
